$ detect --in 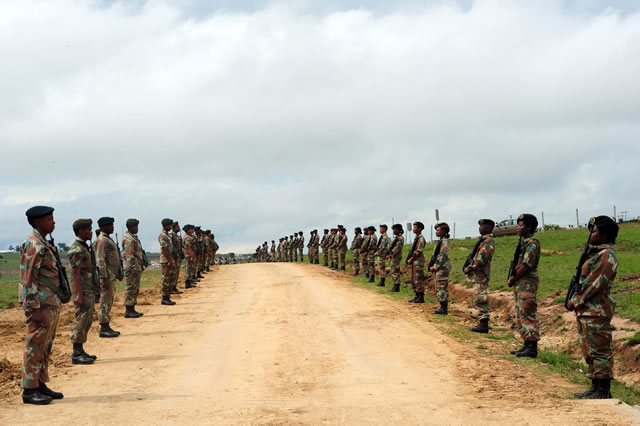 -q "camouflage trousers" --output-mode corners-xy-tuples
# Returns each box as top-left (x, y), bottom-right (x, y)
(390, 257), (401, 285)
(411, 255), (426, 293)
(352, 249), (361, 272)
(322, 248), (329, 265)
(185, 257), (195, 281)
(332, 248), (339, 266)
(170, 261), (181, 290)
(71, 290), (95, 344)
(309, 247), (318, 263)
(98, 278), (115, 325)
(514, 287), (539, 341)
(362, 253), (369, 275)
(472, 278), (490, 321)
(294, 248), (298, 262)
(22, 306), (59, 389)
(377, 256), (387, 277)
(124, 269), (142, 306)
(436, 278), (449, 302)
(160, 262), (173, 297)
(577, 316), (613, 379)
(368, 253), (376, 276)
(338, 249), (347, 269)
(298, 247), (304, 261)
